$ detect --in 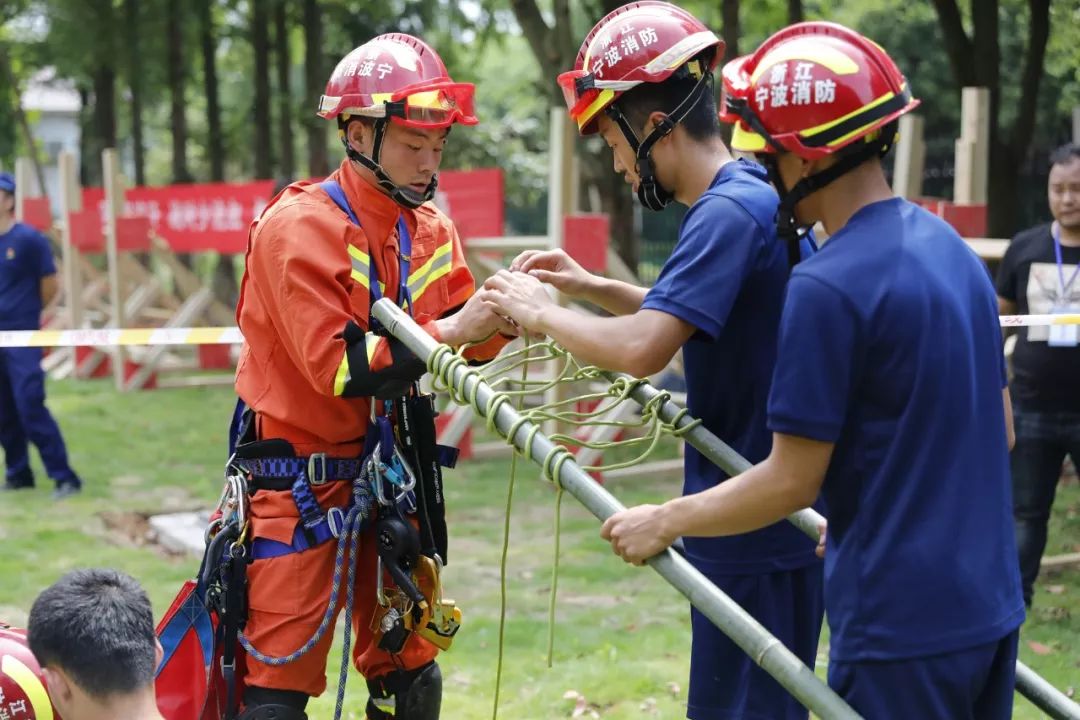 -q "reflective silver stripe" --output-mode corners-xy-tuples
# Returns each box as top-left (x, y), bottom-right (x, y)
(348, 245), (383, 291)
(407, 244), (453, 298)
